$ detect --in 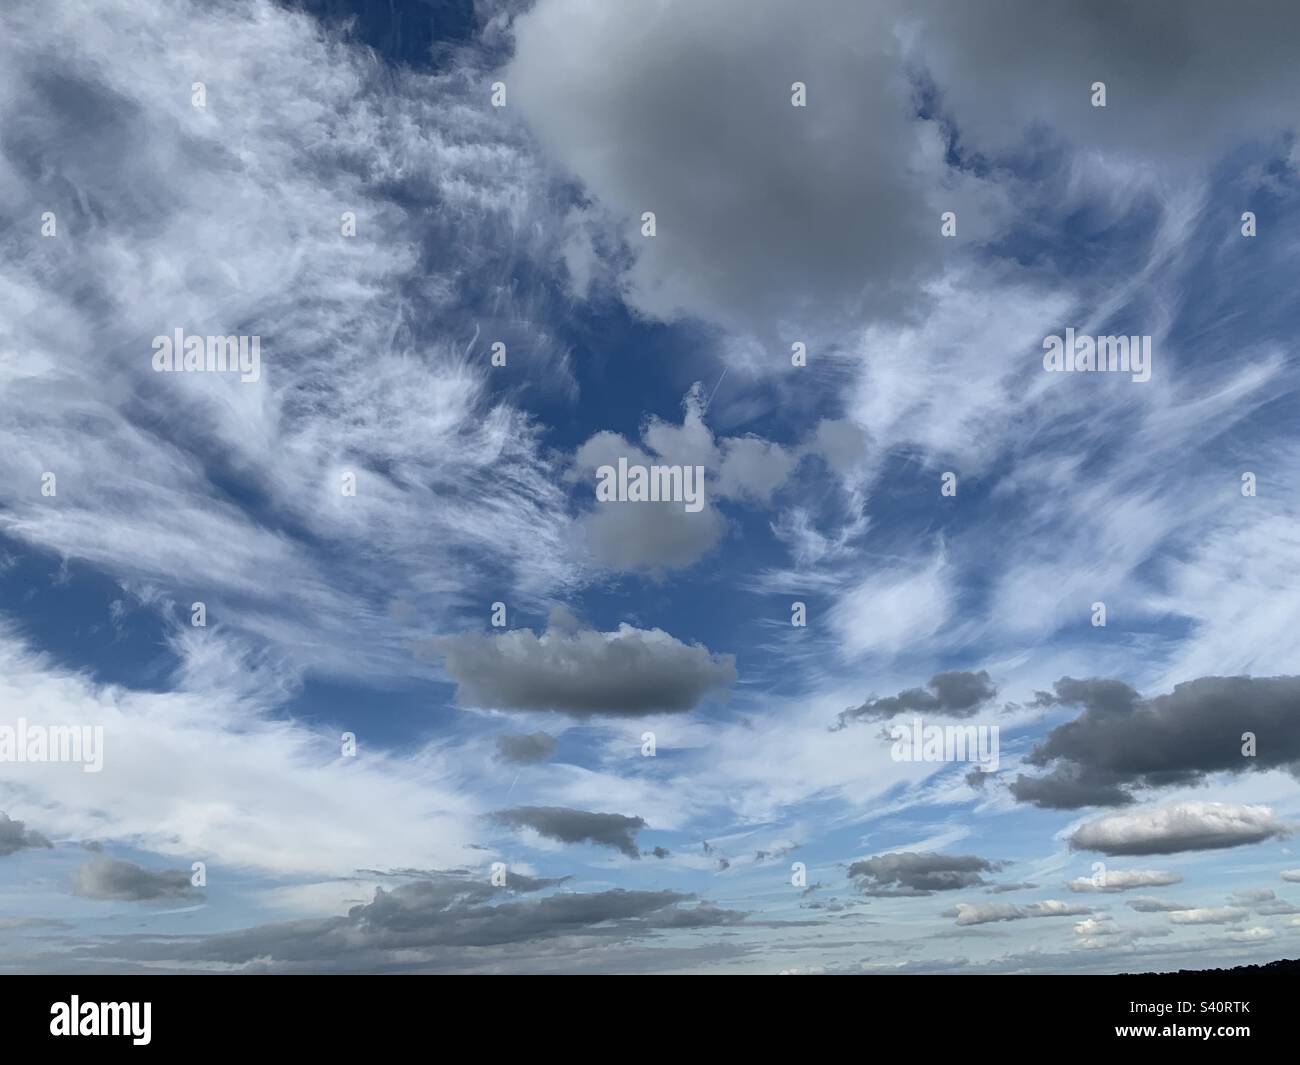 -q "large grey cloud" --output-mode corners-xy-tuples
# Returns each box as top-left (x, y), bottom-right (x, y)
(908, 0), (1300, 165)
(52, 873), (749, 973)
(492, 806), (647, 858)
(506, 0), (1012, 341)
(834, 670), (996, 730)
(1012, 675), (1300, 808)
(506, 0), (1300, 345)
(0, 812), (52, 856)
(418, 607), (735, 717)
(848, 852), (1007, 896)
(1068, 802), (1291, 856)
(71, 857), (202, 902)
(1010, 764), (1137, 811)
